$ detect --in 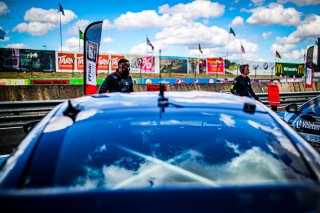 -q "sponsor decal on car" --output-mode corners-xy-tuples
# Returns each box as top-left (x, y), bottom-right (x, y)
(299, 132), (320, 143)
(296, 118), (320, 131)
